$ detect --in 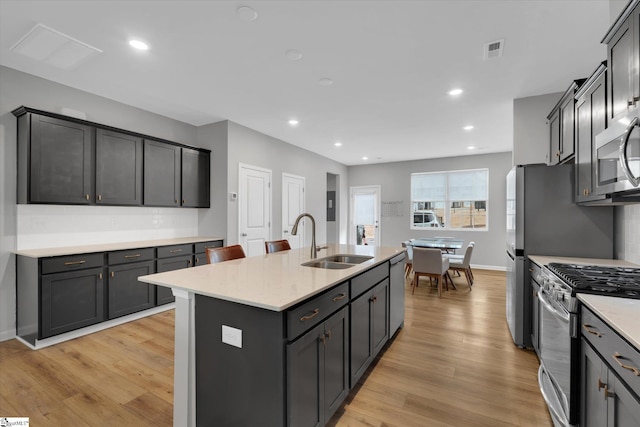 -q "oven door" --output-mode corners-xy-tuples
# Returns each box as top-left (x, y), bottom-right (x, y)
(537, 287), (572, 427)
(595, 110), (640, 194)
